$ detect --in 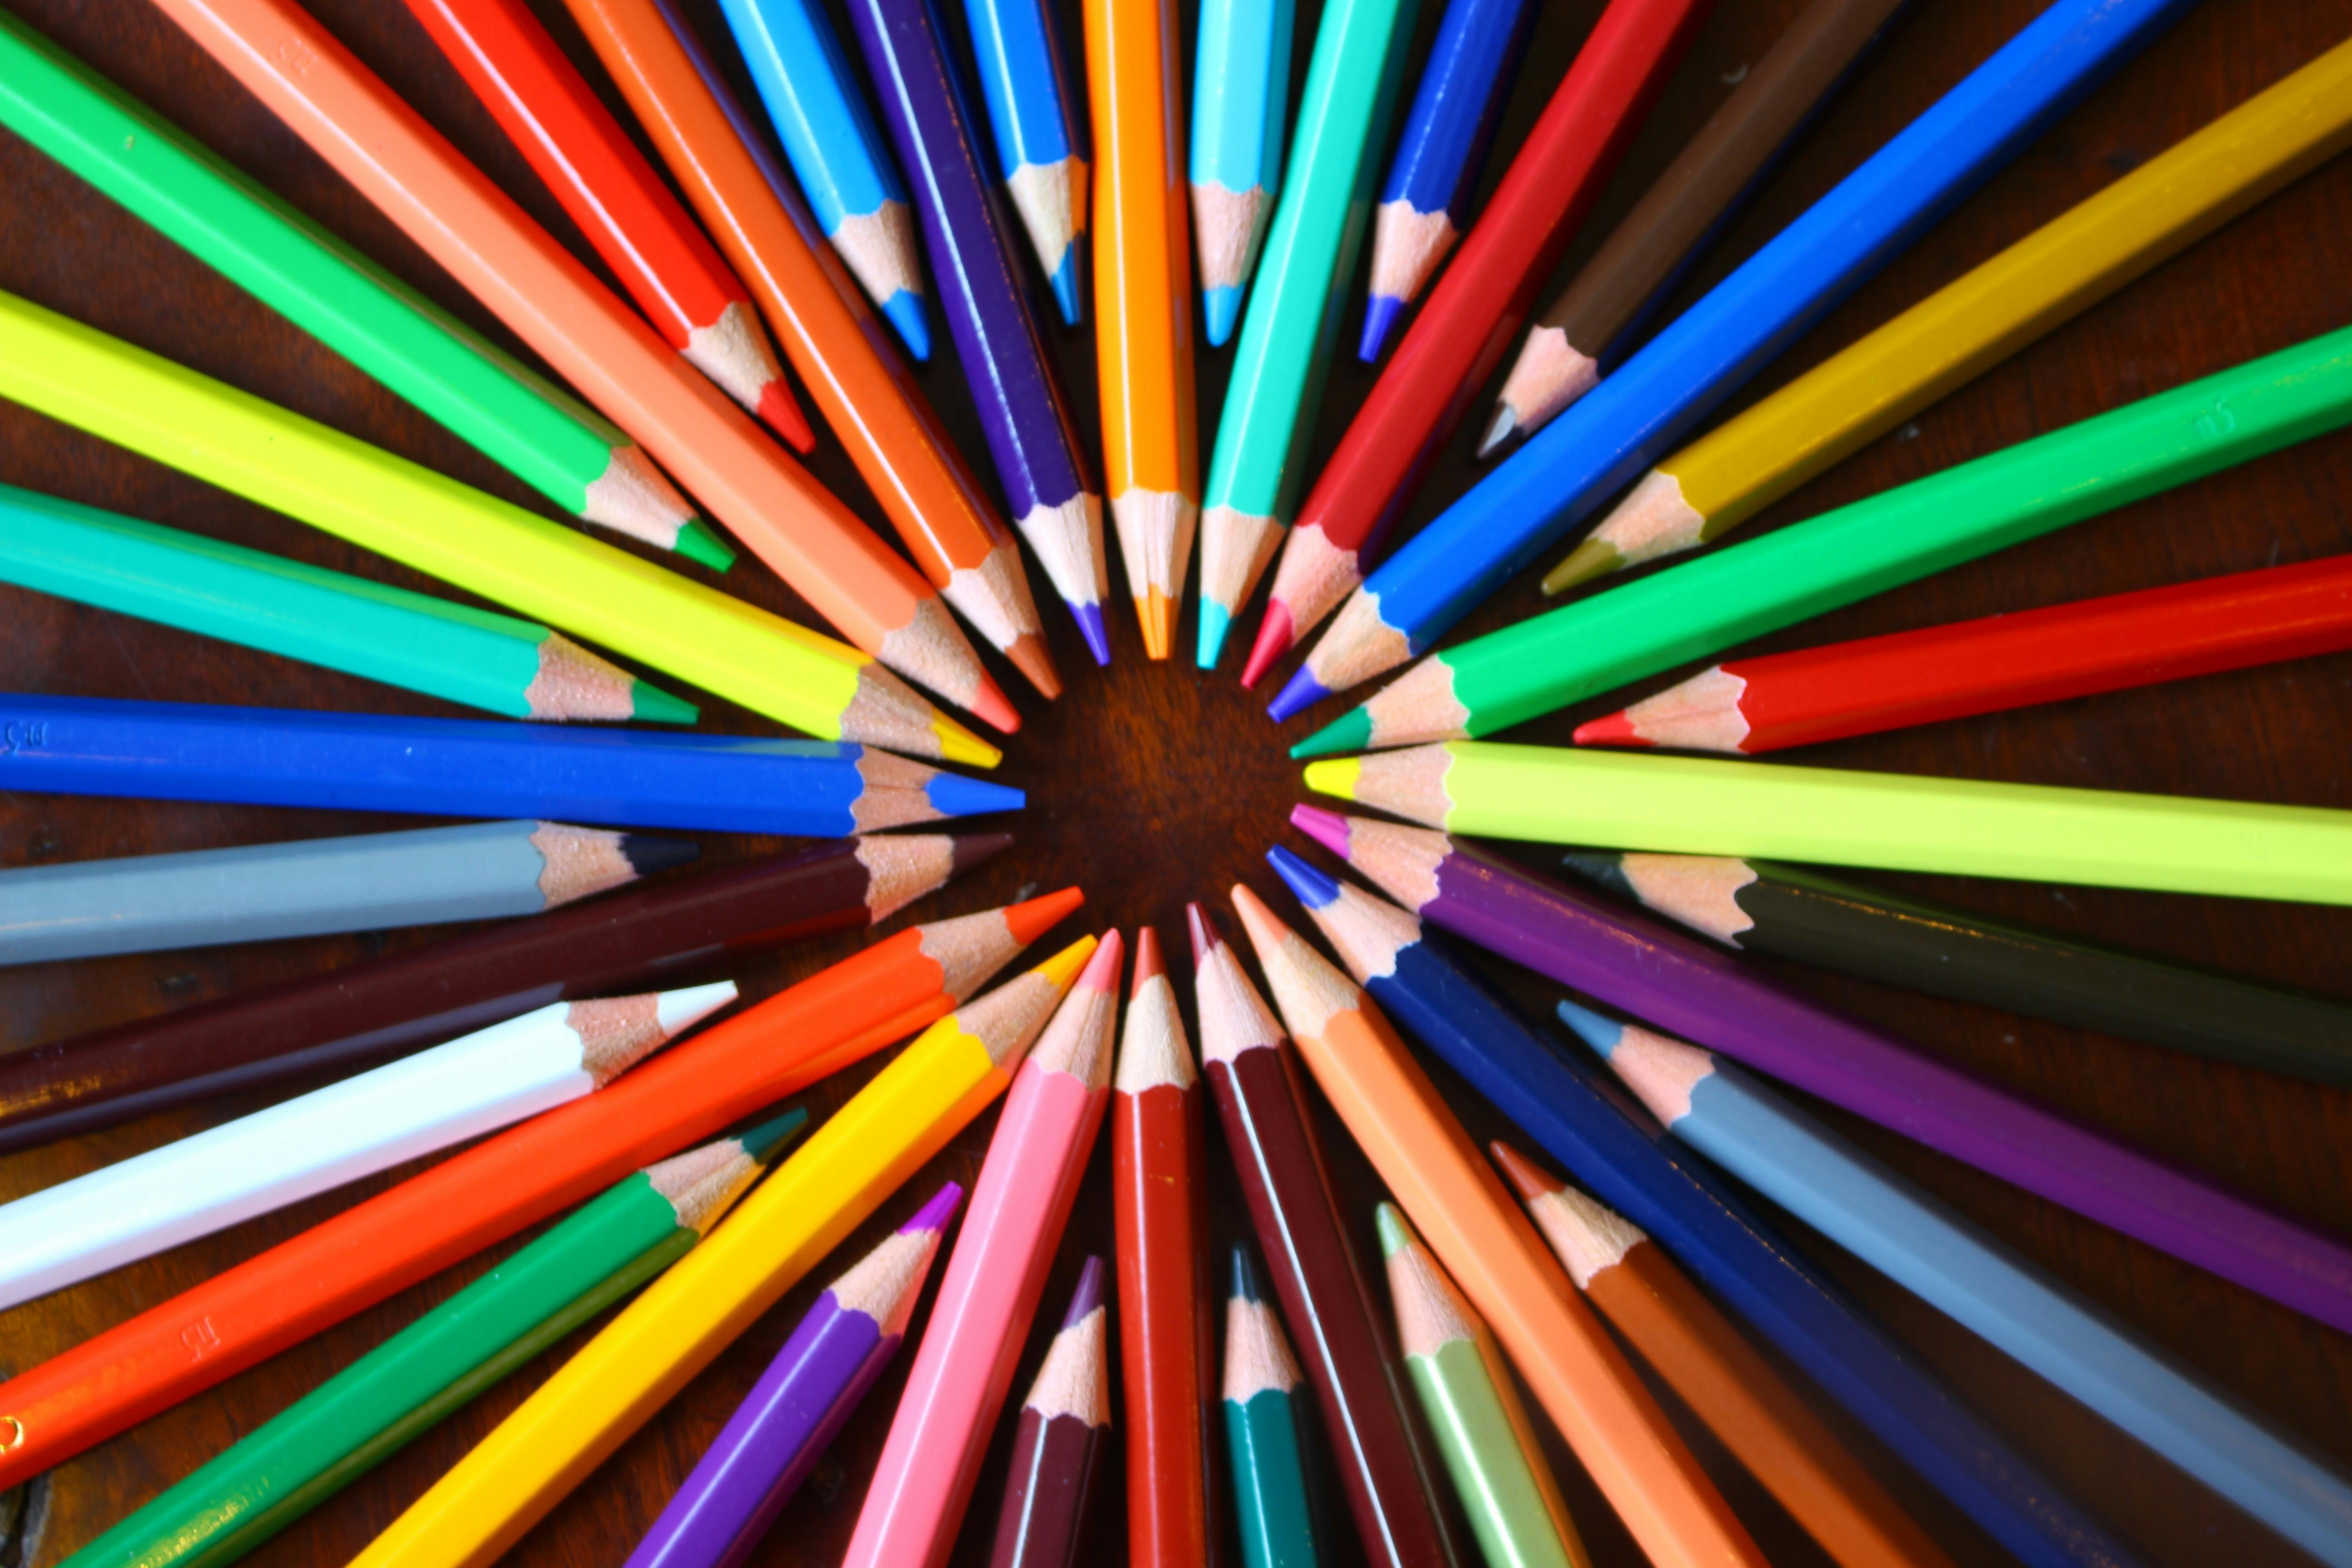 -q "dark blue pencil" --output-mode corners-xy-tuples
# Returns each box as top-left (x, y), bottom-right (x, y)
(1263, 845), (2146, 1568)
(0, 693), (1021, 836)
(842, 0), (1112, 666)
(1360, 0), (1536, 360)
